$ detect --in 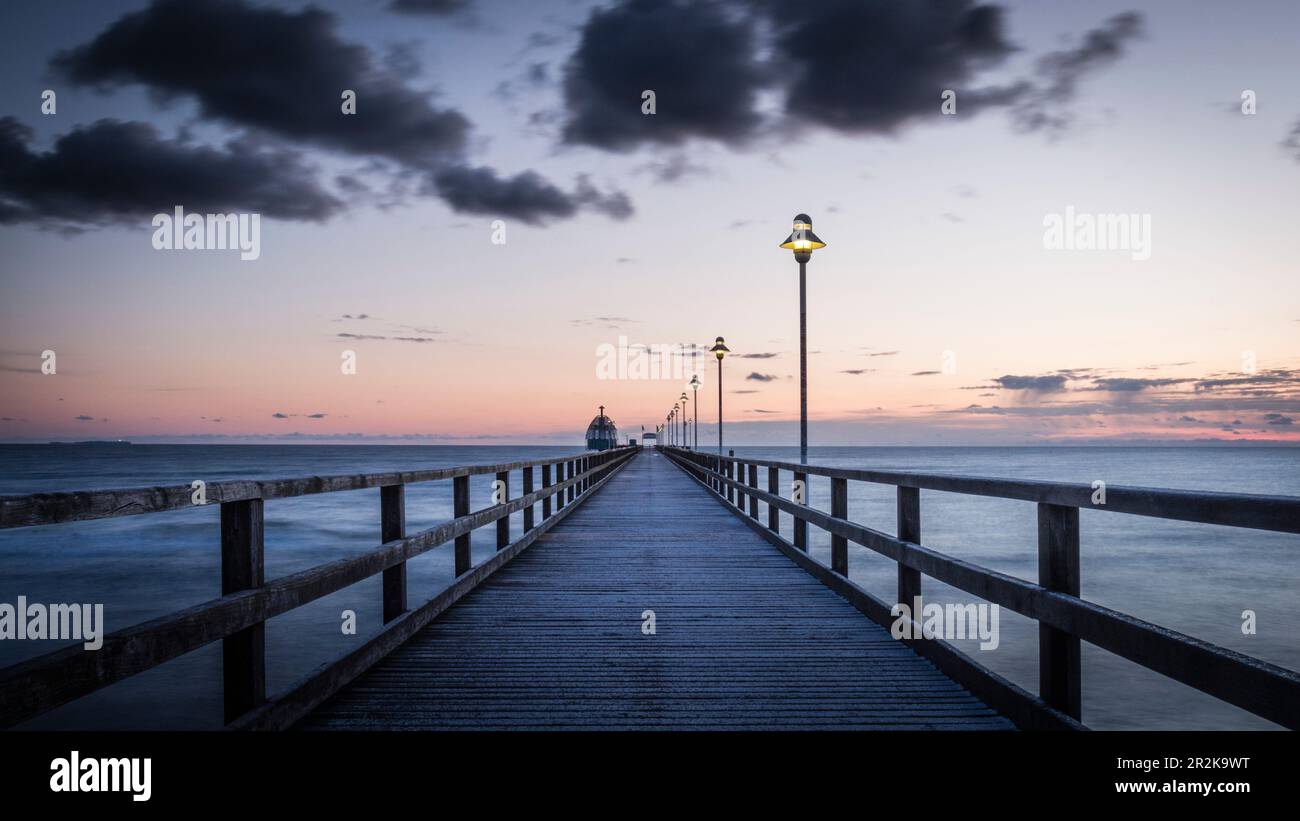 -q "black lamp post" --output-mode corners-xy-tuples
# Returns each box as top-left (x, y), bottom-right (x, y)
(689, 374), (701, 450)
(709, 336), (730, 457)
(679, 392), (689, 449)
(779, 214), (826, 465)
